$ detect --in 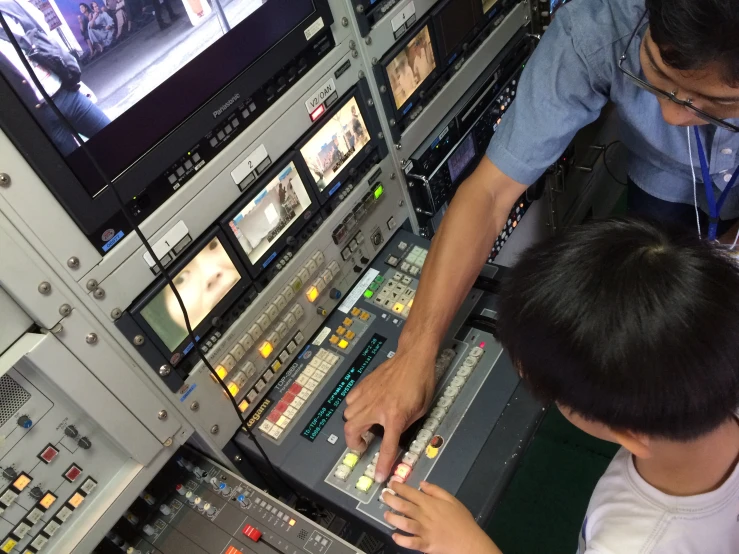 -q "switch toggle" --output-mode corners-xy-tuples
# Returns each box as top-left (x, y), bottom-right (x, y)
(64, 425), (79, 439)
(243, 524), (262, 542)
(77, 437), (92, 450)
